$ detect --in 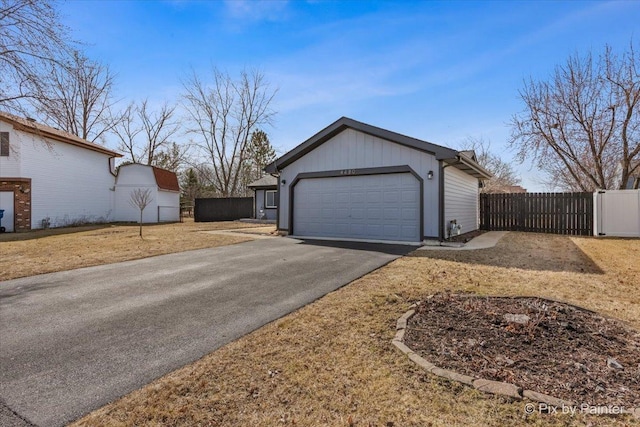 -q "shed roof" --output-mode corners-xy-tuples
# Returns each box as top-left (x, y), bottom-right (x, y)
(0, 111), (122, 157)
(247, 175), (278, 189)
(152, 166), (180, 191)
(265, 117), (492, 179)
